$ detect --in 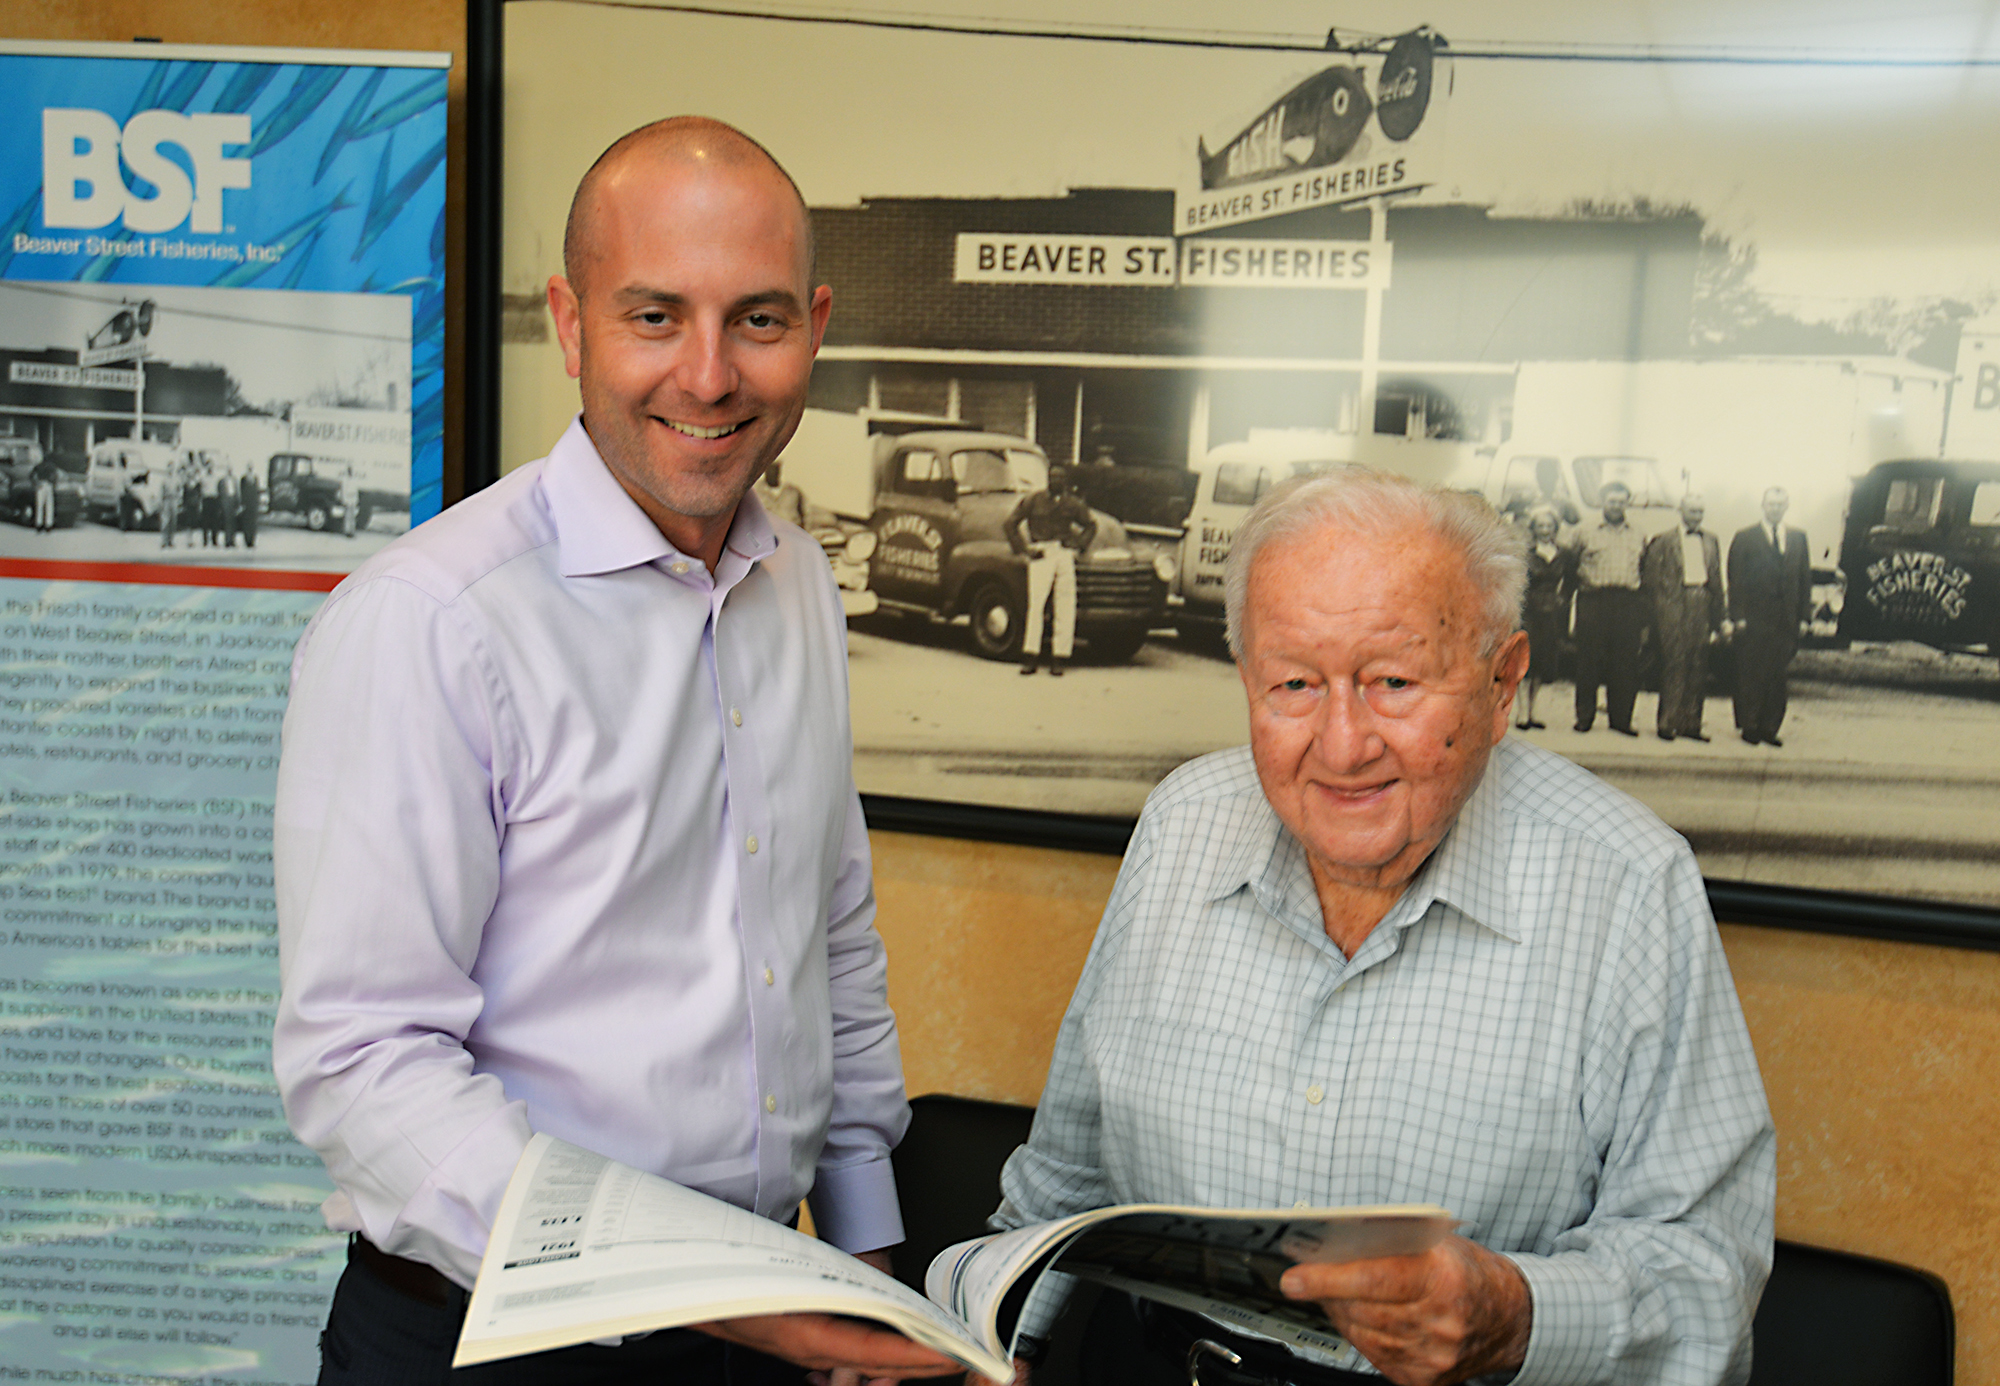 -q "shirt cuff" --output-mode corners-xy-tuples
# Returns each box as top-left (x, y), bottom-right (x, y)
(807, 1153), (904, 1254)
(1505, 1252), (1617, 1386)
(375, 1102), (535, 1290)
